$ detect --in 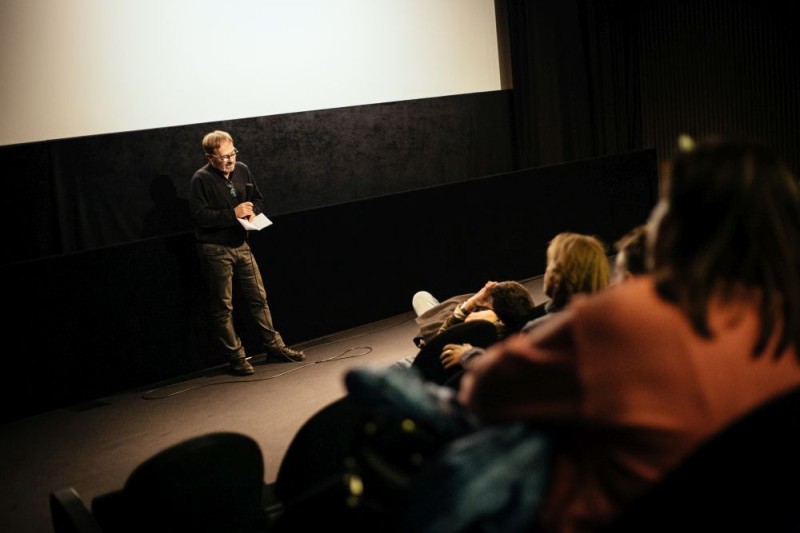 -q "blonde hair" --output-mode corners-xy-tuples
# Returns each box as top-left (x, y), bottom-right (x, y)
(202, 130), (233, 155)
(545, 233), (610, 309)
(546, 232), (579, 264)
